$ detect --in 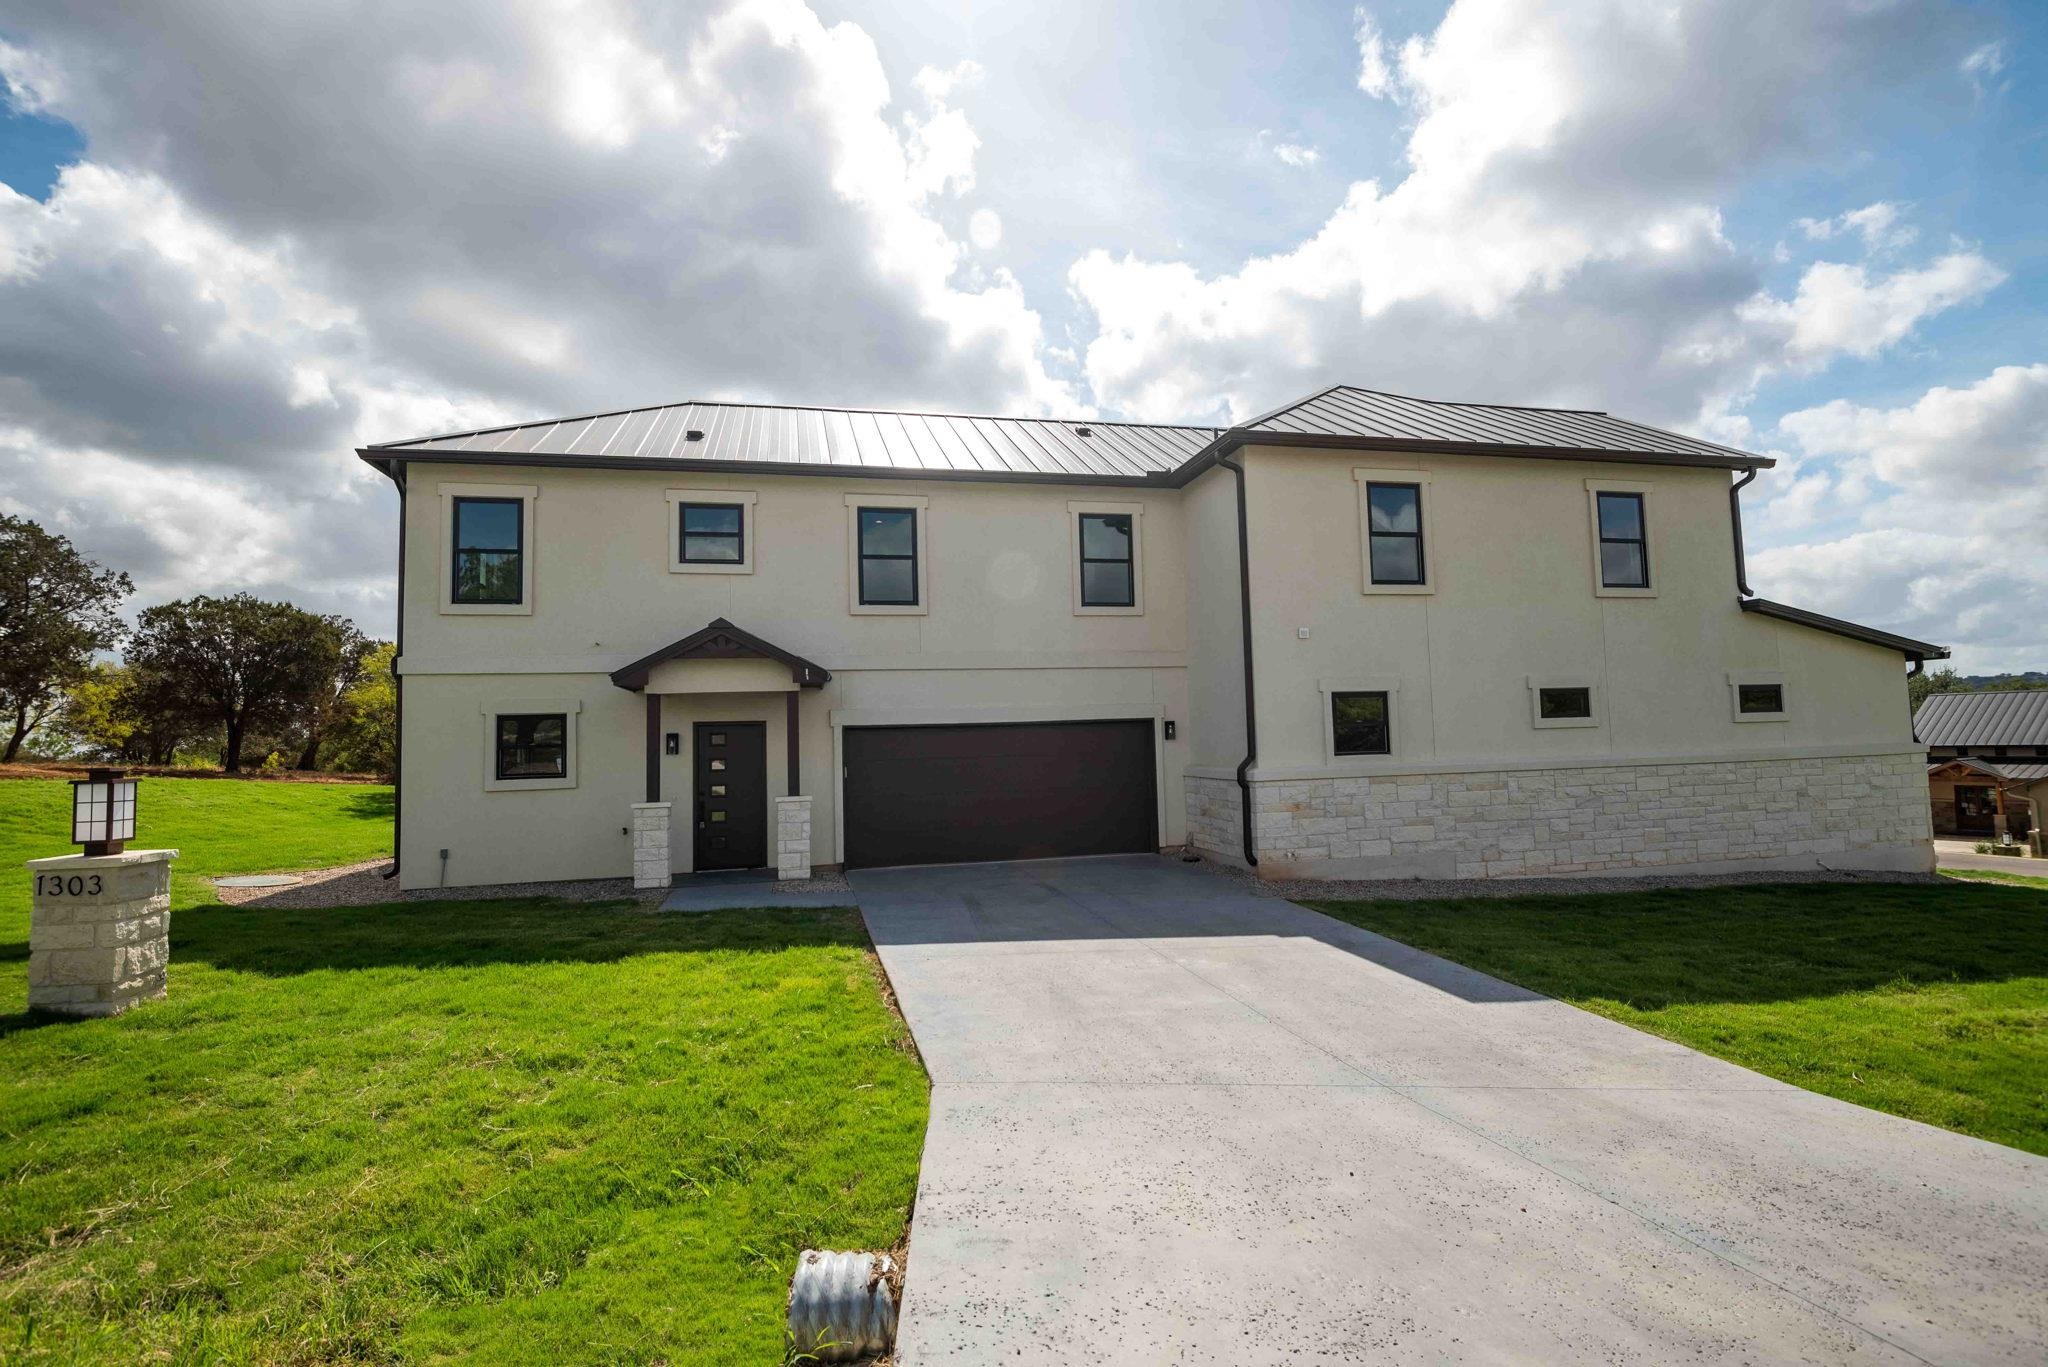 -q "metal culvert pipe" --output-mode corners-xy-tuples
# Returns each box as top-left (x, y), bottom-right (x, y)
(787, 1249), (898, 1361)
